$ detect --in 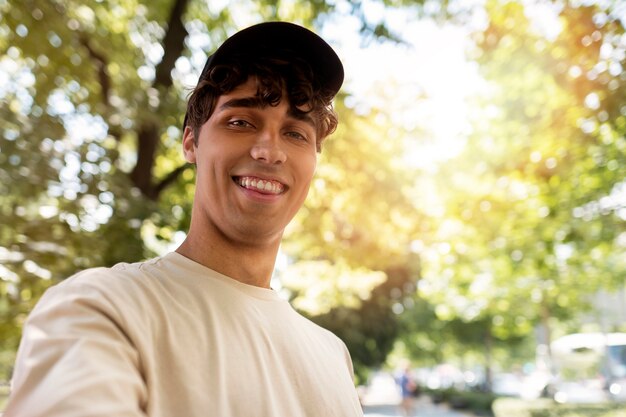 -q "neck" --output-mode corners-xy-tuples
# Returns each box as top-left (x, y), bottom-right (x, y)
(175, 228), (281, 288)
